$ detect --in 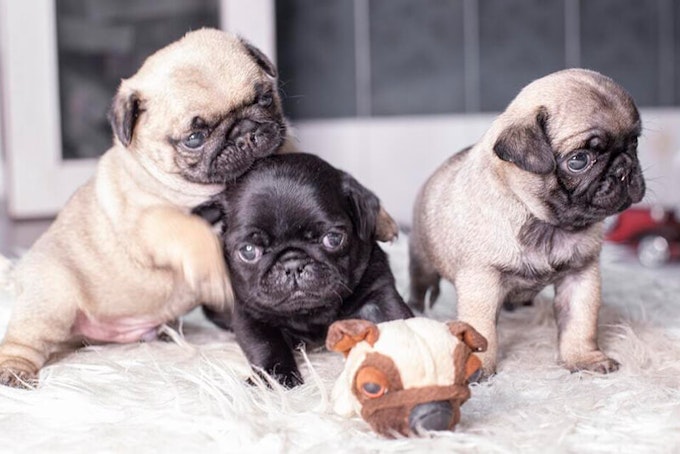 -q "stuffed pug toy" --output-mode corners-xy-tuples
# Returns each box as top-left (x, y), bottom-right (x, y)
(326, 317), (487, 438)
